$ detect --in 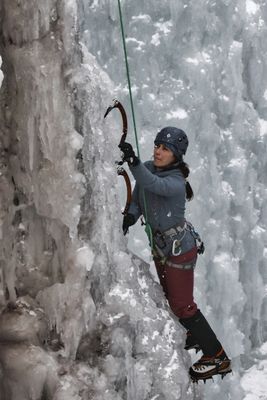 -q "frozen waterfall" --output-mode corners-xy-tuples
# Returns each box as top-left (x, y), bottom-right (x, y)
(0, 1), (266, 400)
